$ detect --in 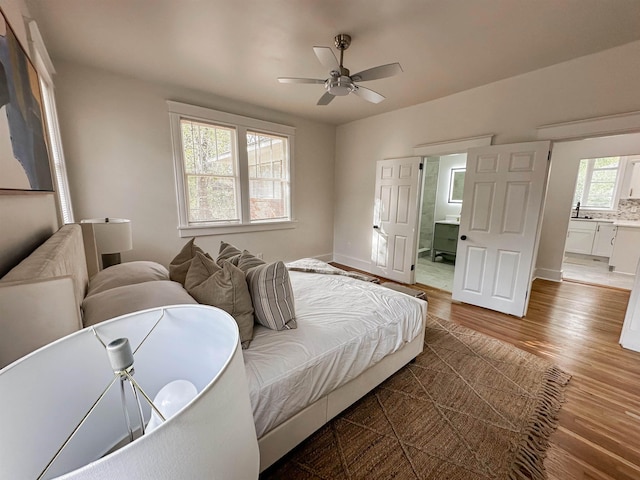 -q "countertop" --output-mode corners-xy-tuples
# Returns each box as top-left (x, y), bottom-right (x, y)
(614, 221), (640, 228)
(569, 218), (640, 228)
(435, 220), (460, 225)
(569, 217), (614, 223)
